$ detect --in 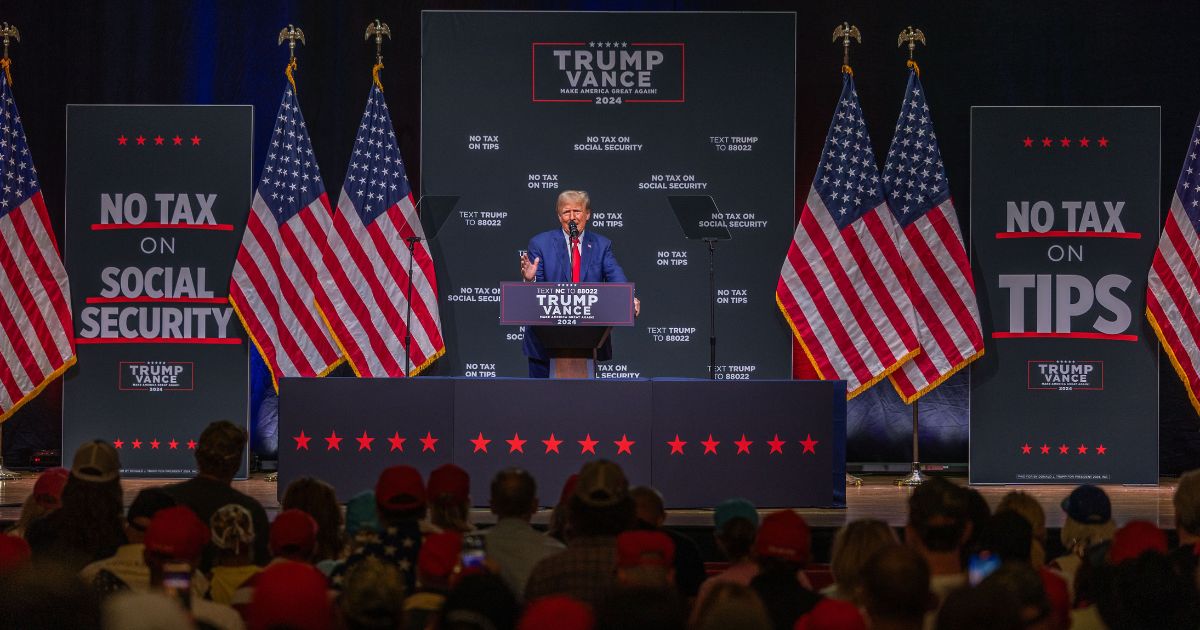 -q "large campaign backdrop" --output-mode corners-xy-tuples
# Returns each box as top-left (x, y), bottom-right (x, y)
(62, 106), (250, 477)
(970, 107), (1160, 484)
(420, 11), (796, 379)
